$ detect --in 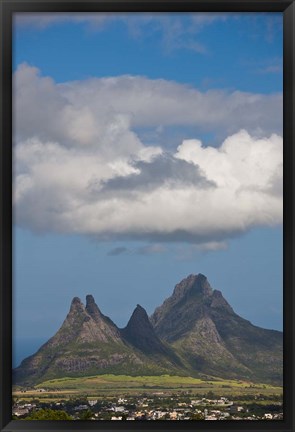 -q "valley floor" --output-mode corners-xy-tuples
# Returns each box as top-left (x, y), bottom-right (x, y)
(12, 374), (283, 421)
